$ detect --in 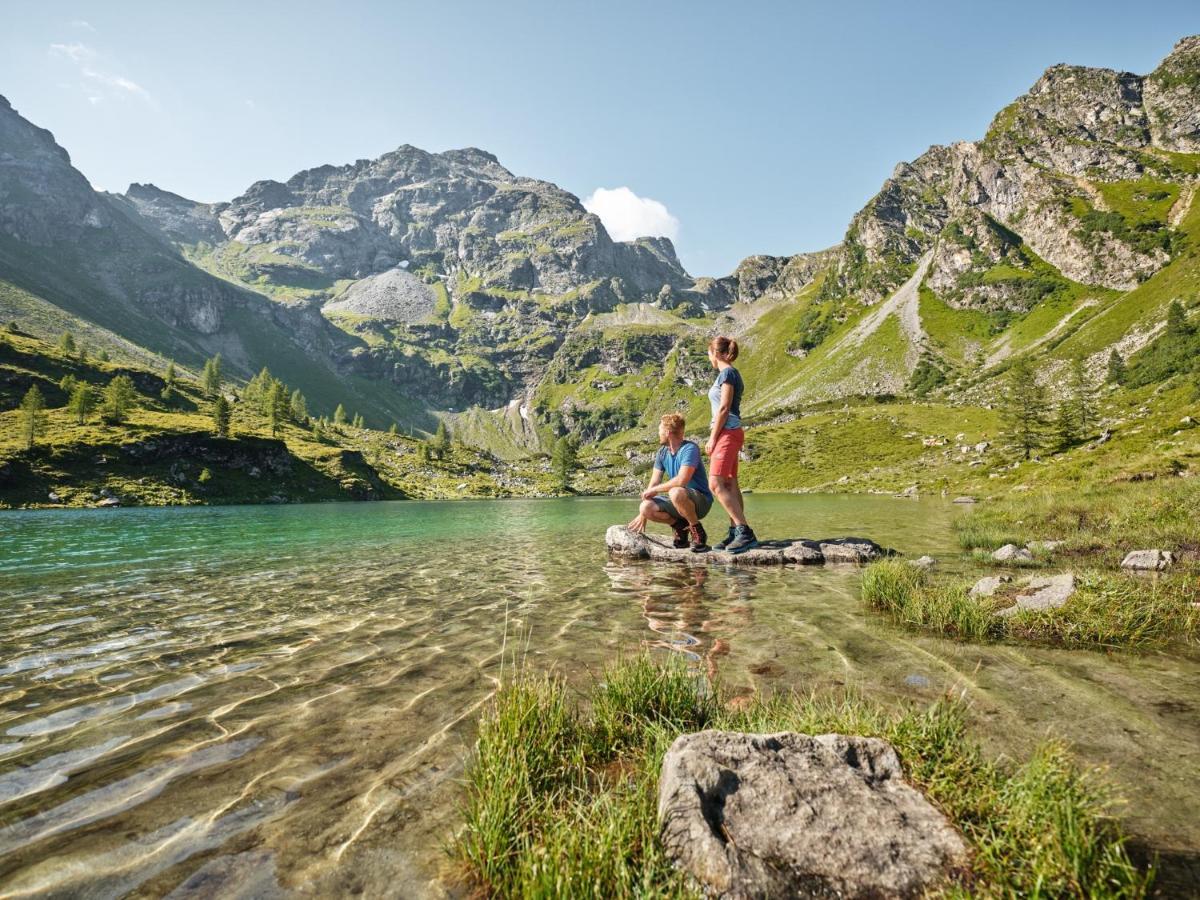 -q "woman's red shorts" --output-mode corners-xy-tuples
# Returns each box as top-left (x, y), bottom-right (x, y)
(710, 427), (744, 478)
